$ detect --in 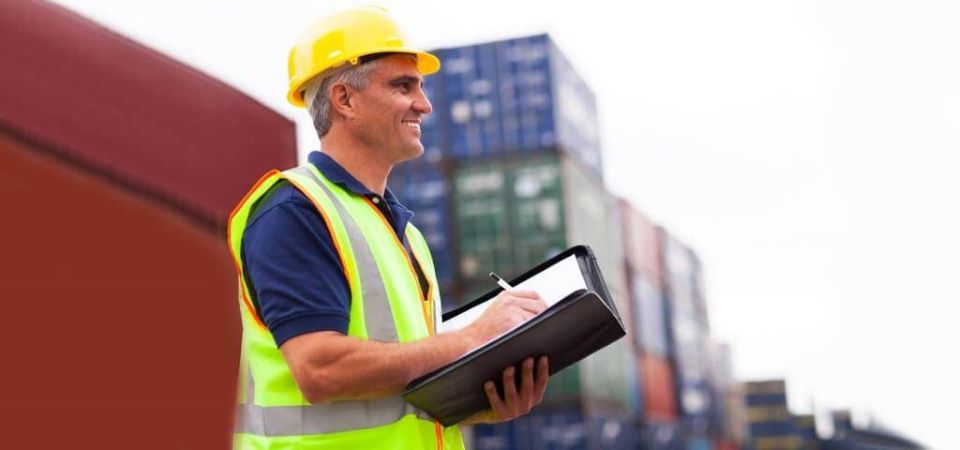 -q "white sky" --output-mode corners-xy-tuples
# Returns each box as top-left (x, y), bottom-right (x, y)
(52, 1), (959, 448)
